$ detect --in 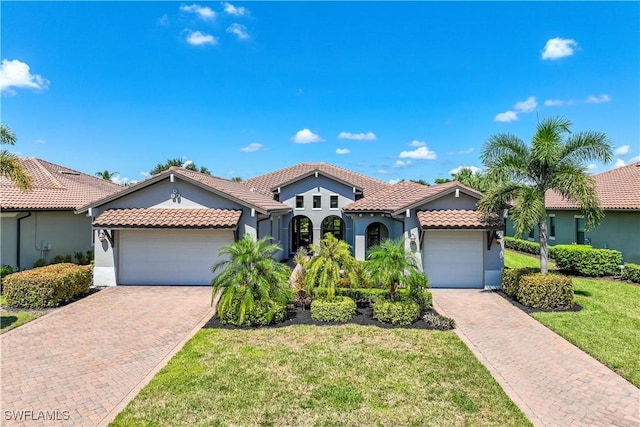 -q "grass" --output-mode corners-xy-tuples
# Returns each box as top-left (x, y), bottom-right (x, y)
(504, 249), (640, 387)
(503, 249), (555, 270)
(0, 294), (46, 334)
(110, 326), (531, 426)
